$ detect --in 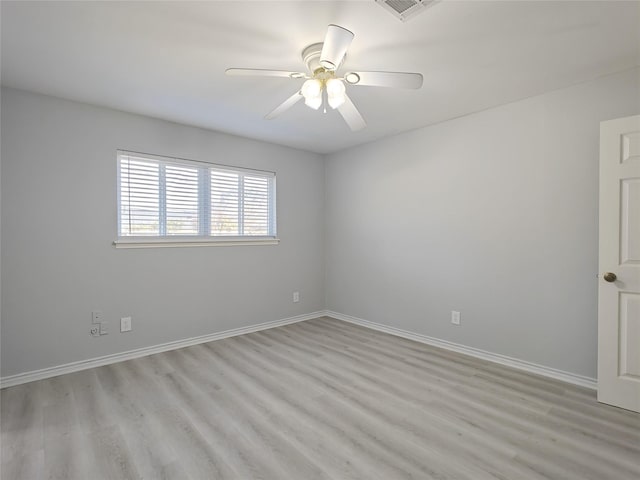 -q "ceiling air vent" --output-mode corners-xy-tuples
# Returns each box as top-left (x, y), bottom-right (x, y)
(375, 0), (440, 22)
